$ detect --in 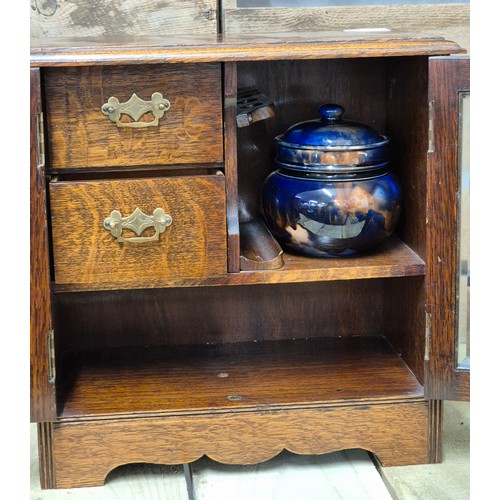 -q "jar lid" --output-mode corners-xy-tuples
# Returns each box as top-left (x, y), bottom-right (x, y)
(279, 104), (387, 148)
(275, 104), (389, 173)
